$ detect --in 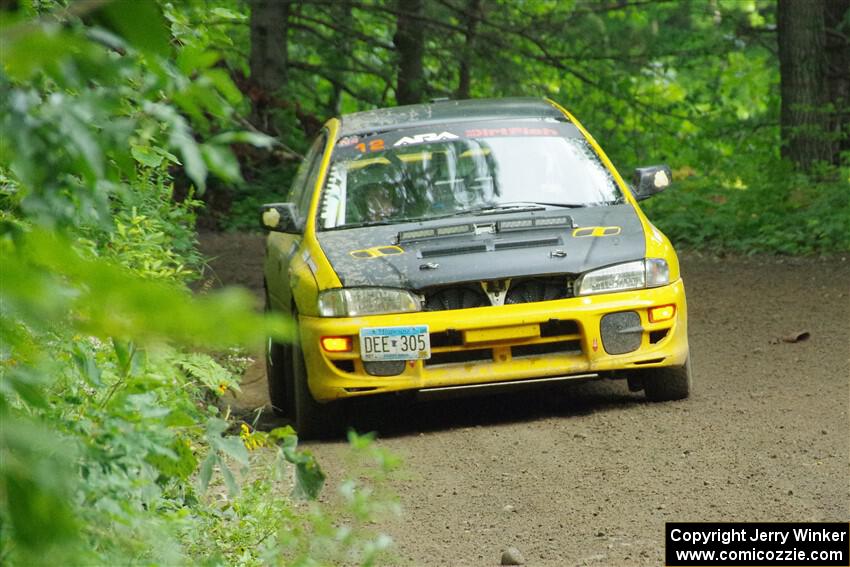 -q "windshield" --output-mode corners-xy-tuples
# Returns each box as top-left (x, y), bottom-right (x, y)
(318, 120), (623, 230)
